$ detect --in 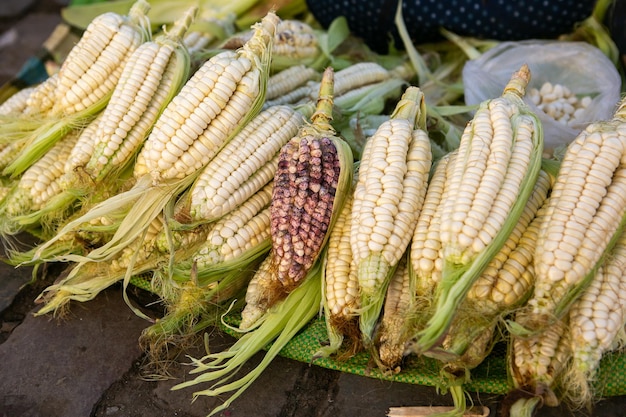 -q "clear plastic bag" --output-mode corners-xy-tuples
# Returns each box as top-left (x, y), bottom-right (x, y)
(462, 40), (622, 152)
